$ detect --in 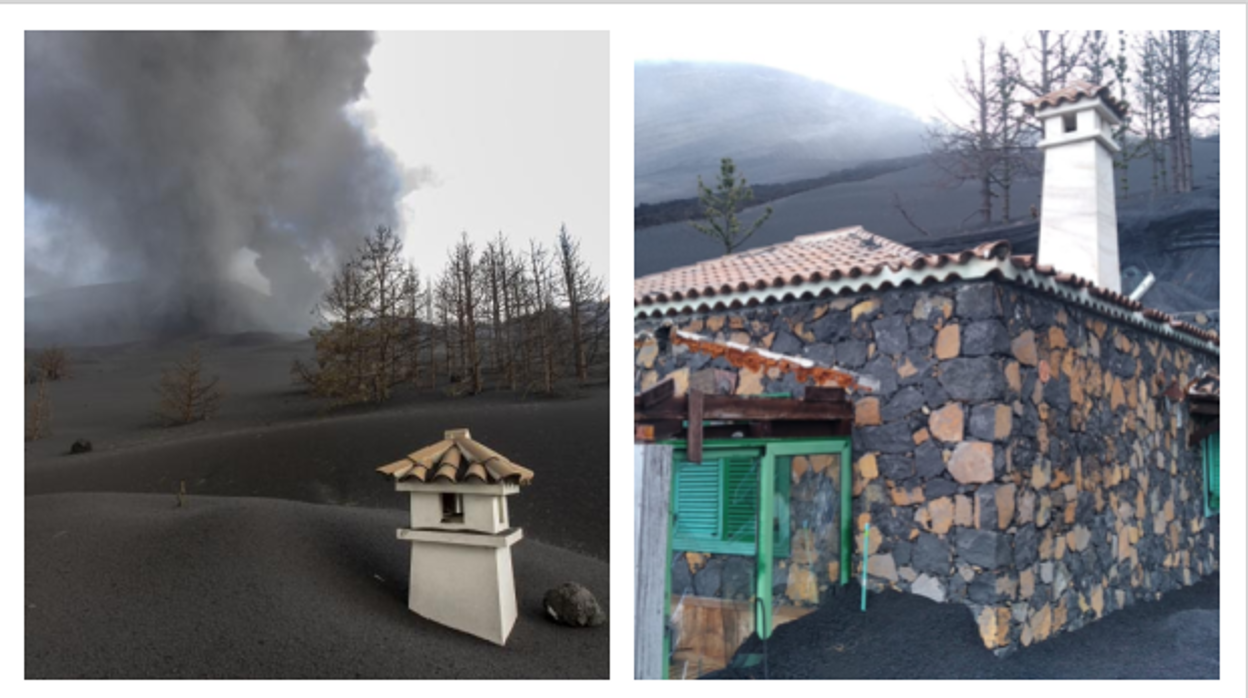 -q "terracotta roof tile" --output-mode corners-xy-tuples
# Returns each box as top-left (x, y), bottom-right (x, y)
(634, 226), (924, 304)
(634, 229), (1218, 349)
(376, 429), (534, 485)
(1023, 80), (1128, 119)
